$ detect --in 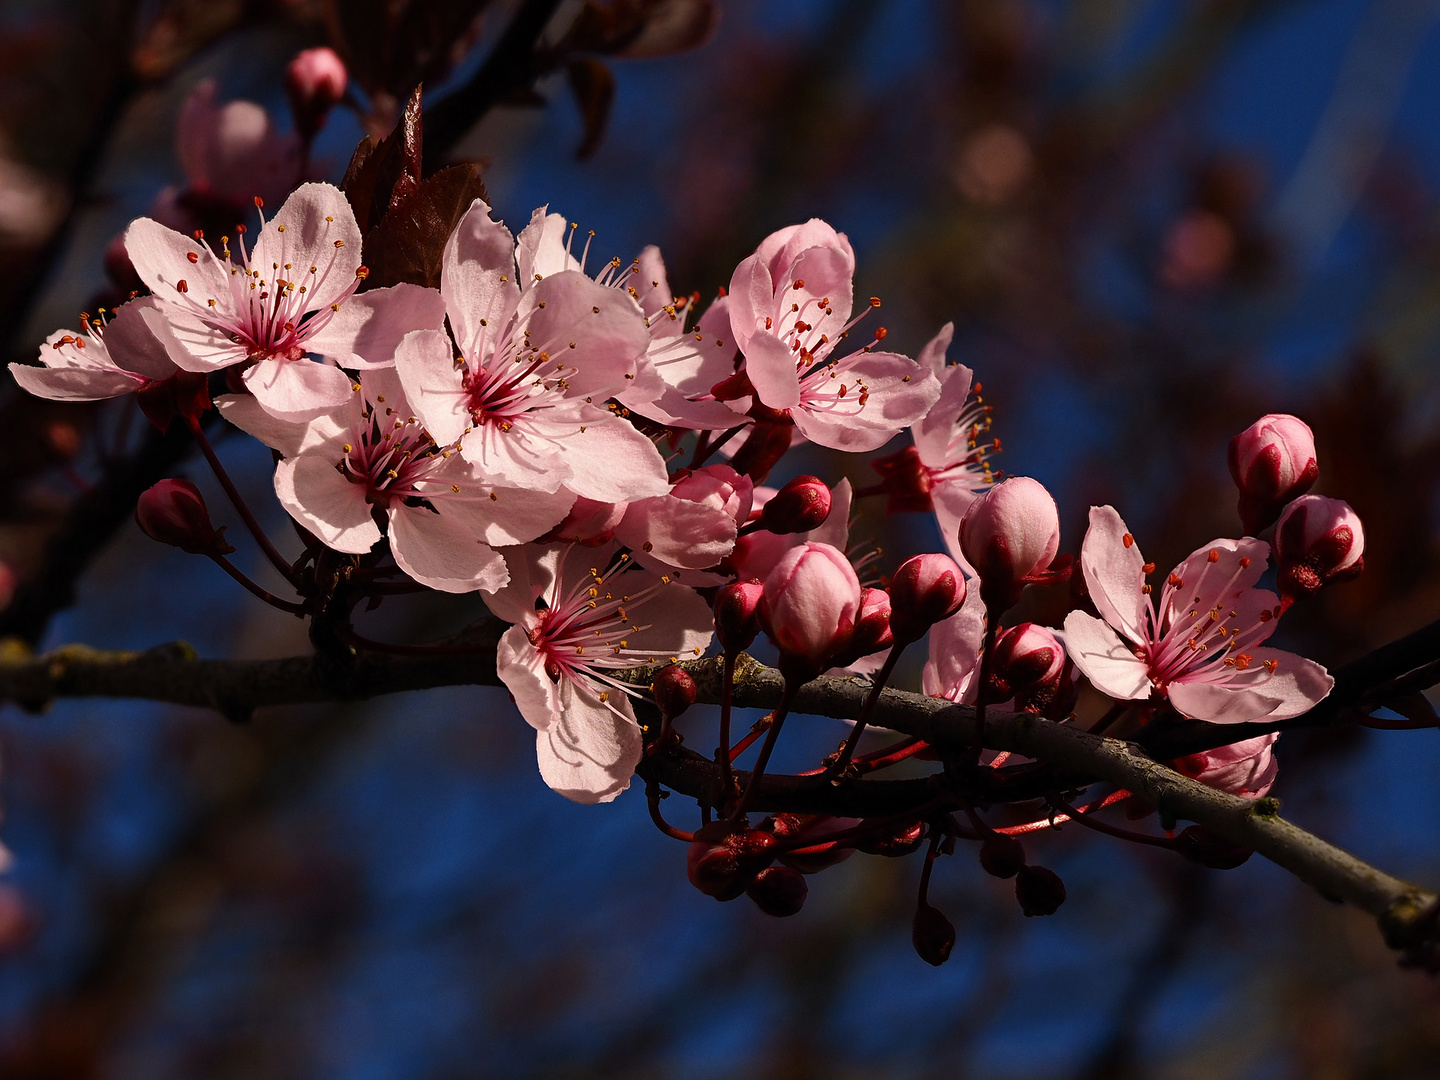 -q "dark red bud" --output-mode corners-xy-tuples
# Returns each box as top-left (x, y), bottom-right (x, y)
(1014, 864), (1066, 916)
(855, 819), (925, 857)
(1172, 825), (1254, 870)
(829, 587), (893, 668)
(746, 866), (809, 917)
(759, 475), (832, 534)
(713, 578), (764, 653)
(651, 665), (697, 721)
(978, 833), (1026, 879)
(912, 903), (956, 966)
(685, 824), (777, 901)
(888, 553), (966, 643)
(135, 479), (233, 556)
